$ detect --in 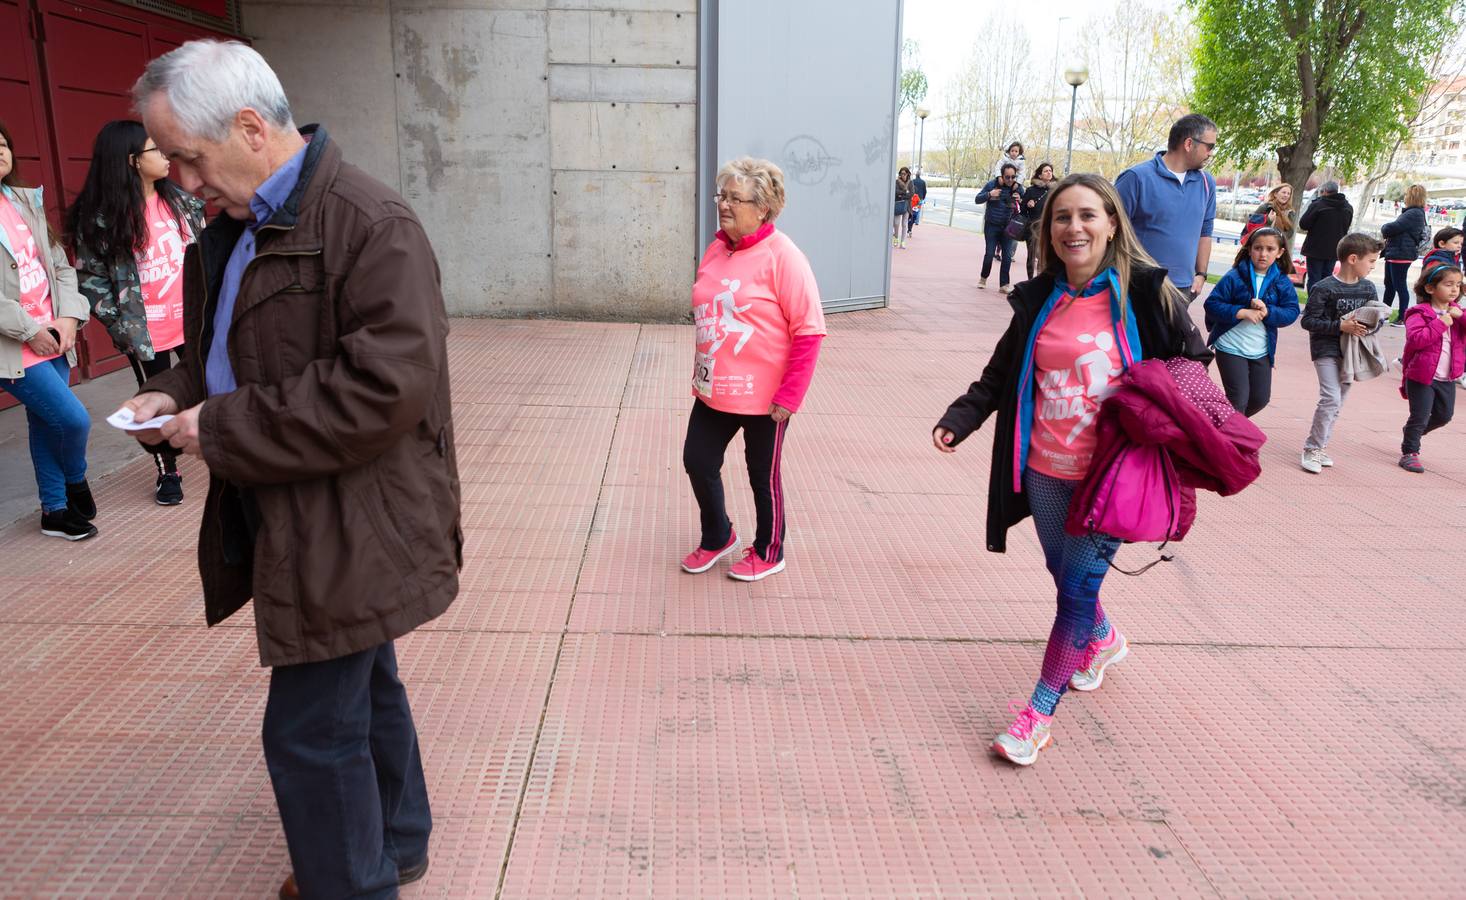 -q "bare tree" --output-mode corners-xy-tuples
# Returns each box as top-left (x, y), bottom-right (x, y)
(940, 70), (982, 226)
(936, 37), (1040, 224)
(969, 33), (1037, 178)
(1075, 3), (1194, 177)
